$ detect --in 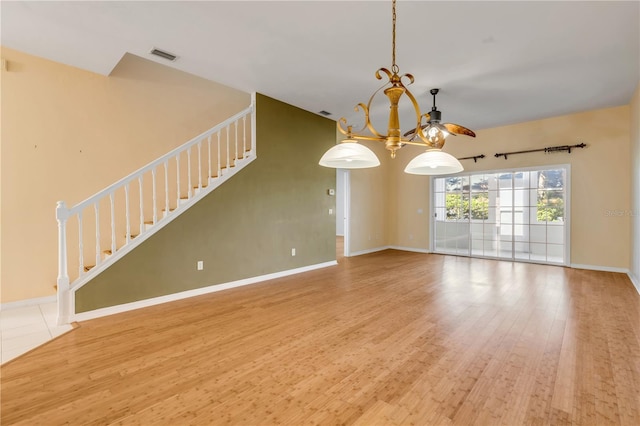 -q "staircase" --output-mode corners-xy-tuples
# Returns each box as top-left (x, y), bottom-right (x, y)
(55, 94), (256, 325)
